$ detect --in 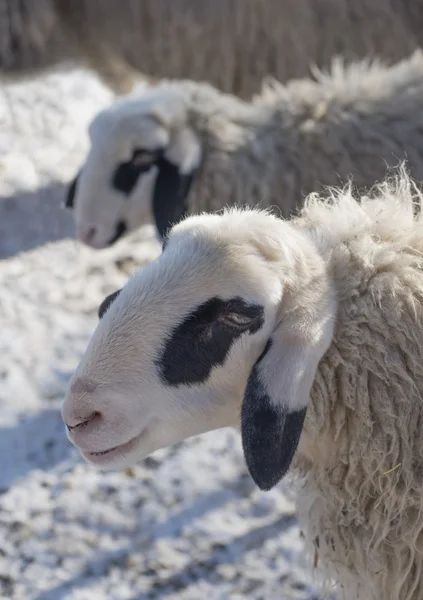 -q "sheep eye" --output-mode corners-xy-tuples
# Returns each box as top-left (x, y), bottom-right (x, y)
(112, 148), (163, 195)
(157, 297), (265, 386)
(131, 148), (161, 167)
(220, 313), (253, 327)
